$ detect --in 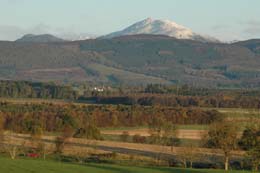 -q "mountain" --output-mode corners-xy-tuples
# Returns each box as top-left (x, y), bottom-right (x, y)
(1, 35), (260, 87)
(101, 18), (219, 43)
(16, 34), (66, 43)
